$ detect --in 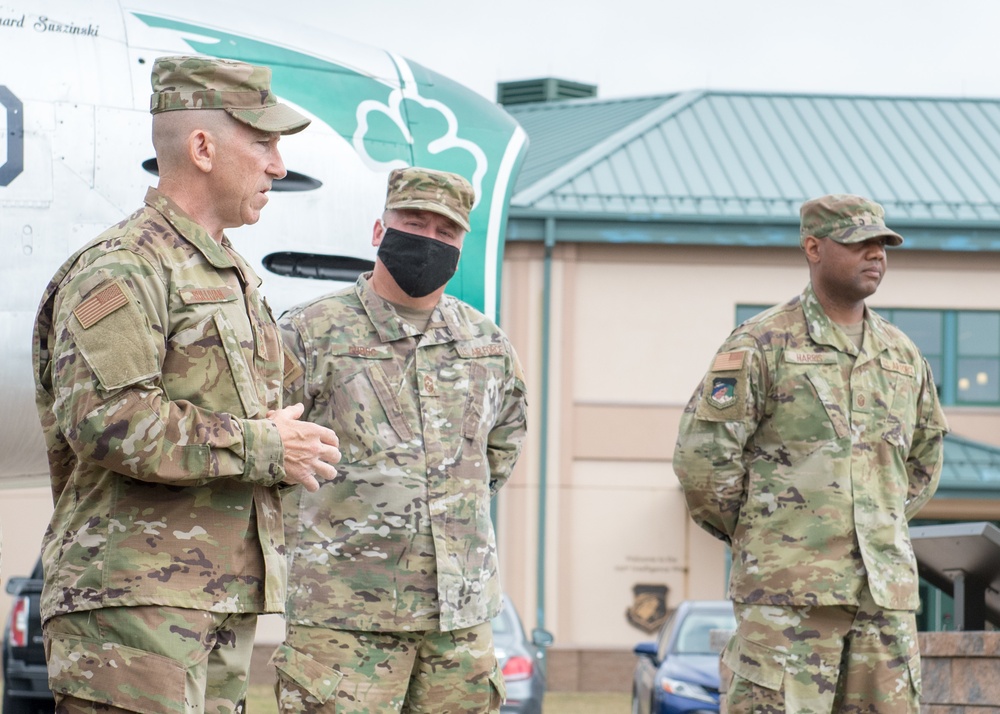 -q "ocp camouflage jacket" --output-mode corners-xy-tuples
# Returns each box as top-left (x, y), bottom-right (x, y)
(279, 275), (527, 632)
(674, 283), (948, 611)
(32, 187), (287, 623)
